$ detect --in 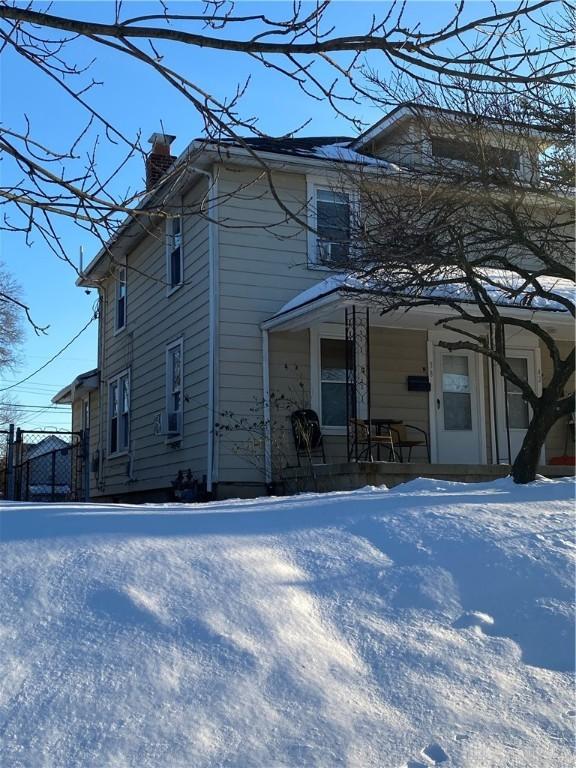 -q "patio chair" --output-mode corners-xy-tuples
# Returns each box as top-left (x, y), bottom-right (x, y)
(348, 418), (399, 462)
(291, 409), (326, 466)
(389, 424), (430, 462)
